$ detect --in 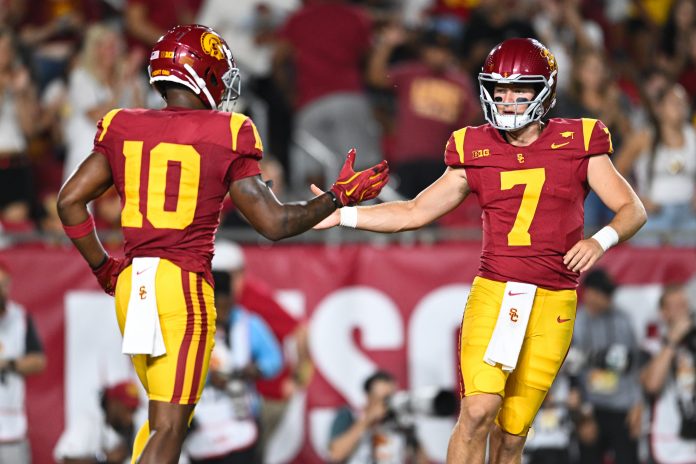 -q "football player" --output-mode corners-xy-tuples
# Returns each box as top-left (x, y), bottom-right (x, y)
(57, 24), (388, 464)
(312, 37), (647, 464)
